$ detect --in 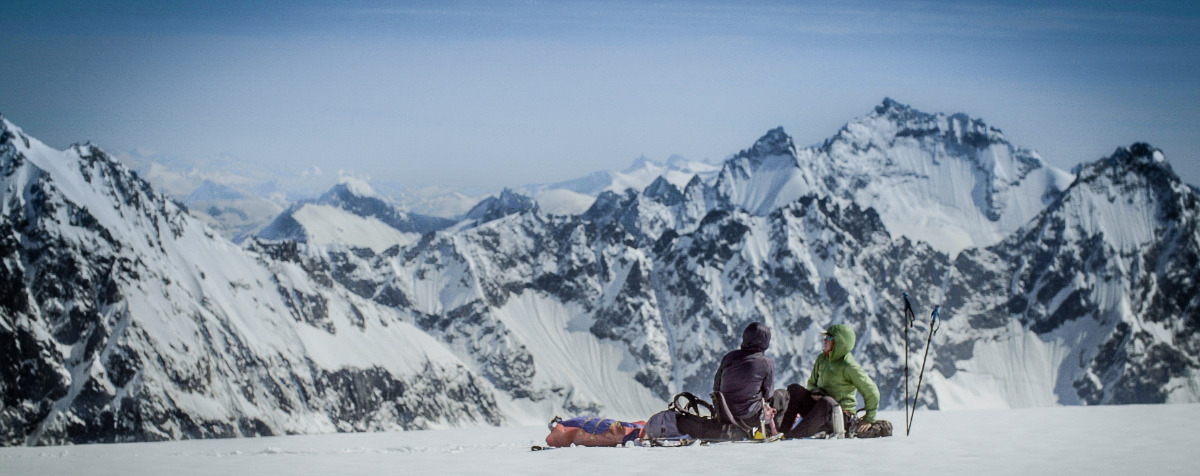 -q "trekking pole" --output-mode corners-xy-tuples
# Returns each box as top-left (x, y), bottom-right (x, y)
(902, 293), (916, 435)
(908, 305), (940, 435)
